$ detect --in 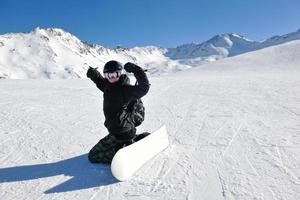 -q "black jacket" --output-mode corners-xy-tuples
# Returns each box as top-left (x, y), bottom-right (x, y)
(89, 66), (150, 140)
